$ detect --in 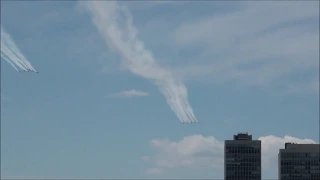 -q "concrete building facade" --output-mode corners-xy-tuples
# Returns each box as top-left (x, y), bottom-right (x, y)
(224, 133), (261, 180)
(278, 143), (320, 180)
